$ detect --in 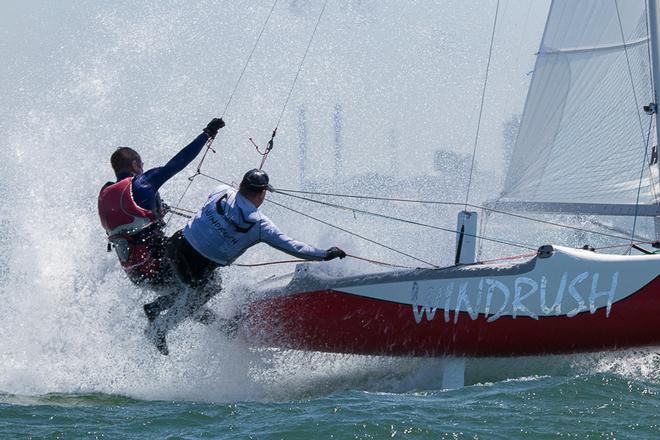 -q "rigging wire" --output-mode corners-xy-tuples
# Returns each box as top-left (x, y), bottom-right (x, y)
(463, 0), (500, 210)
(222, 0), (280, 118)
(257, 0), (329, 170)
(271, 189), (538, 251)
(166, 135), (215, 226)
(234, 249), (552, 269)
(614, 0), (657, 249)
(195, 169), (646, 244)
(234, 253), (412, 269)
(197, 171), (539, 252)
(629, 117), (655, 249)
(614, 0), (648, 142)
(197, 171), (647, 246)
(276, 0), (328, 129)
(267, 198), (440, 268)
(165, 0), (280, 225)
(195, 172), (441, 266)
(192, 171), (660, 266)
(271, 187), (637, 242)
